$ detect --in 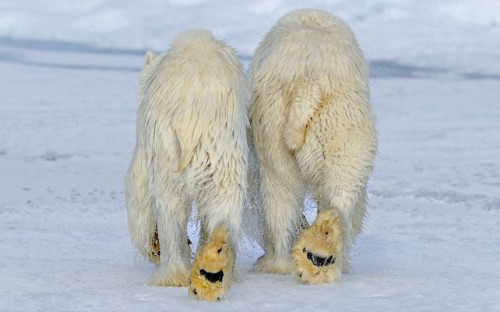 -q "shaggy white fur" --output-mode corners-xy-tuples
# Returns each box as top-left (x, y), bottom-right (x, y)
(247, 9), (377, 280)
(125, 29), (248, 294)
